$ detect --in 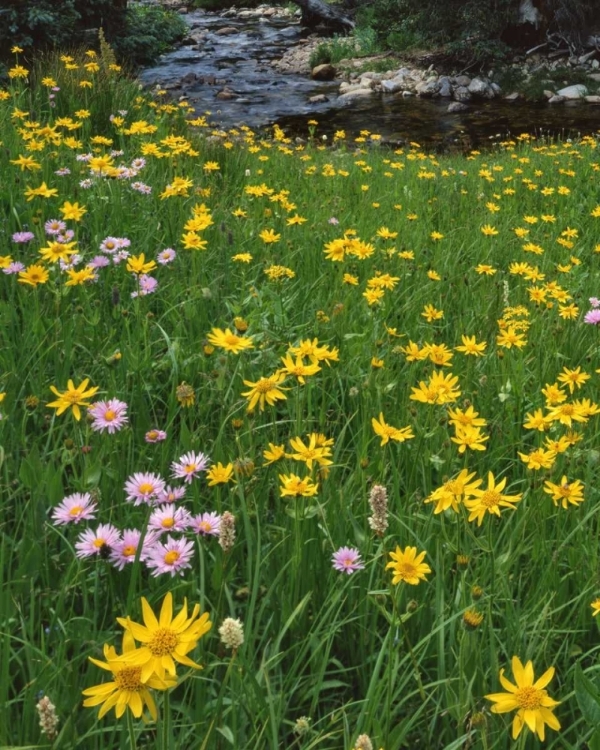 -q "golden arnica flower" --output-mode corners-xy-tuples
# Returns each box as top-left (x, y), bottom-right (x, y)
(117, 592), (212, 681)
(485, 656), (560, 741)
(82, 631), (174, 721)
